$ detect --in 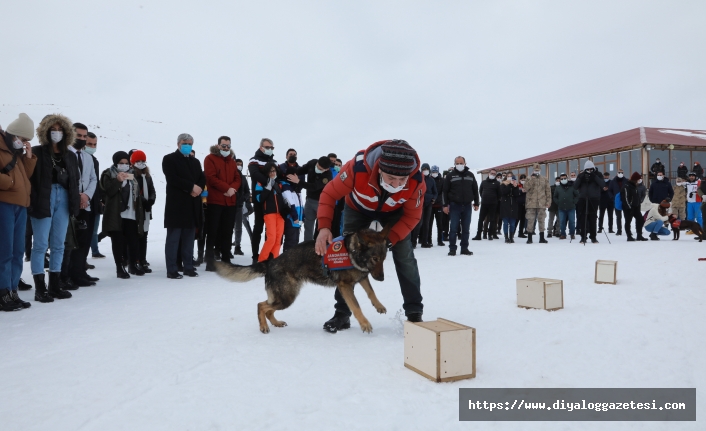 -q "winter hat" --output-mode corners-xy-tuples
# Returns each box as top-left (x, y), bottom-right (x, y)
(421, 163), (430, 171)
(317, 156), (331, 169)
(112, 151), (130, 166)
(431, 165), (439, 173)
(532, 163), (540, 171)
(630, 172), (642, 182)
(378, 140), (417, 176)
(660, 200), (671, 208)
(130, 150), (146, 164)
(6, 113), (35, 140)
(584, 160), (595, 170)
